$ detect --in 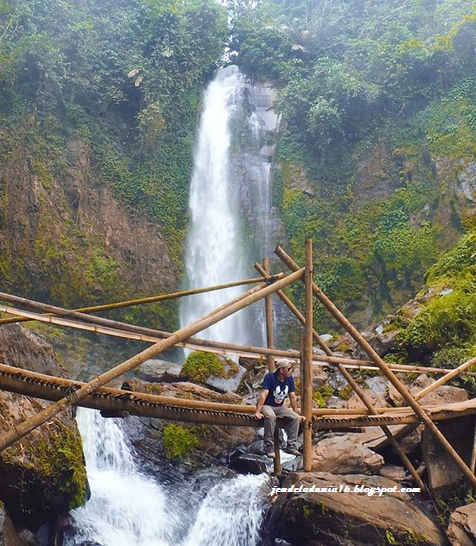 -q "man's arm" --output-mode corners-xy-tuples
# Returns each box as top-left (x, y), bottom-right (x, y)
(254, 389), (269, 419)
(289, 392), (306, 421)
